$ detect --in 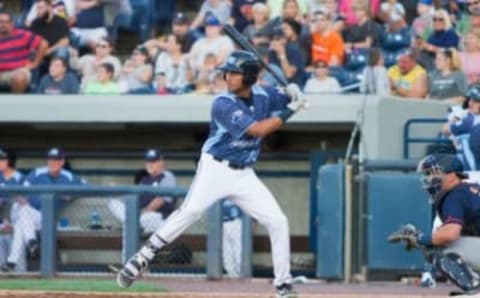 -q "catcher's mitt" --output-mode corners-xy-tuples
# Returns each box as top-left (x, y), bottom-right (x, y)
(387, 224), (421, 250)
